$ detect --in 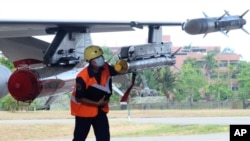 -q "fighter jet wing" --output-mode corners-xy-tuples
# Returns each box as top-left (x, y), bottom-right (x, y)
(0, 20), (183, 38)
(0, 22), (133, 38)
(0, 37), (49, 62)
